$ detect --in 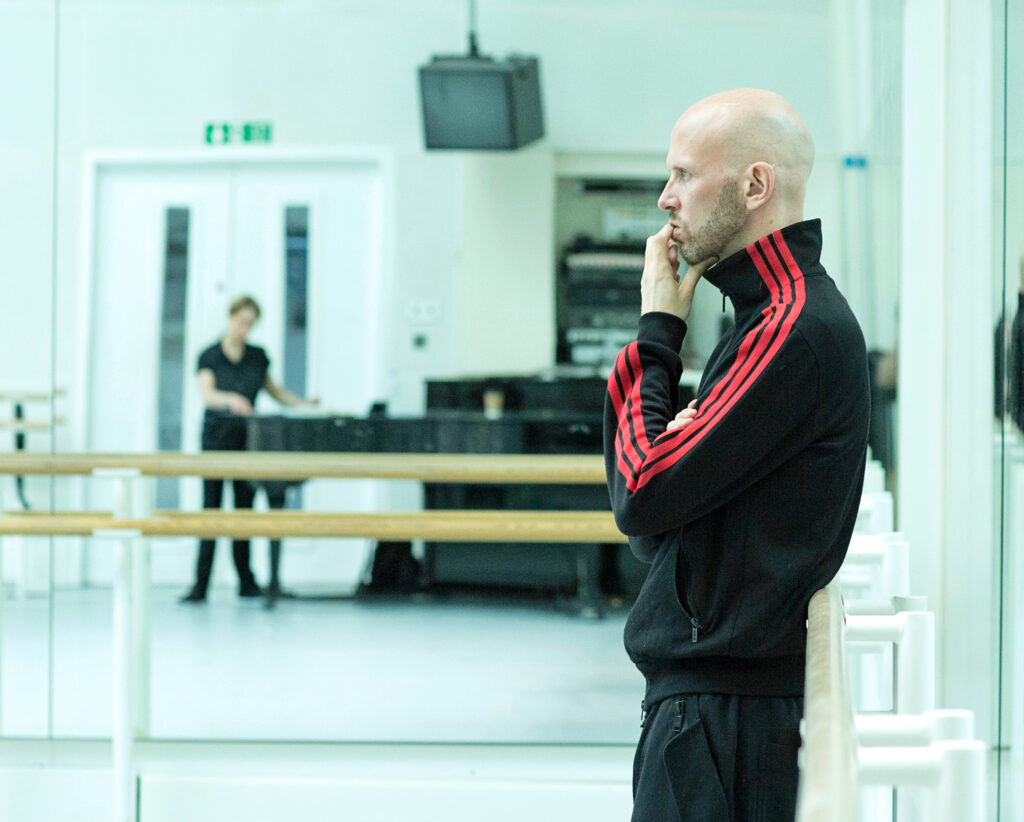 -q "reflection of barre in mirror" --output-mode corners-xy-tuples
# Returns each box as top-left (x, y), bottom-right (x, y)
(0, 387), (66, 514)
(0, 418), (66, 431)
(0, 455), (628, 820)
(0, 451), (608, 483)
(0, 509), (627, 543)
(0, 458), (987, 822)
